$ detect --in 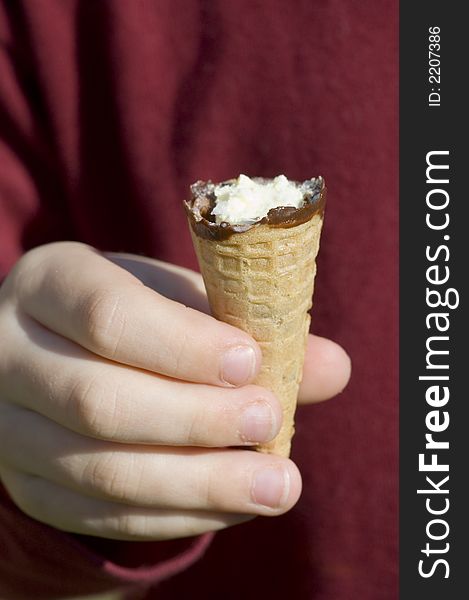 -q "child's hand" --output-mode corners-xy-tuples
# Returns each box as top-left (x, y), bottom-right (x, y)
(0, 242), (350, 540)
